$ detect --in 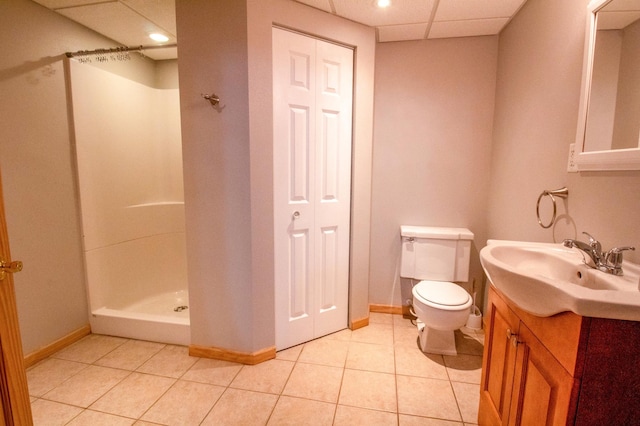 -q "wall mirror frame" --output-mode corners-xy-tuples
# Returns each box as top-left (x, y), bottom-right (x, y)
(575, 0), (640, 171)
